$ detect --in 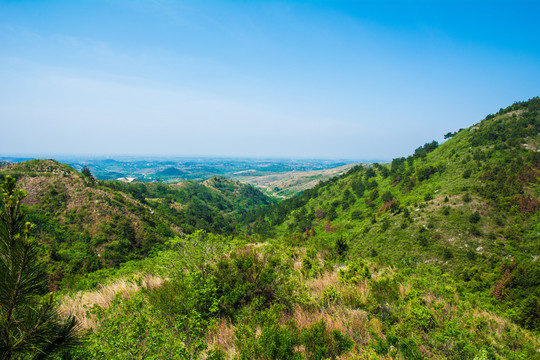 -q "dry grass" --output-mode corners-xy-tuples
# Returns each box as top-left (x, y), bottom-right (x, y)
(399, 282), (412, 300)
(341, 279), (370, 307)
(59, 274), (165, 330)
(206, 318), (236, 359)
(306, 270), (339, 297)
(299, 265), (402, 347)
(232, 163), (360, 199)
(422, 292), (443, 307)
(291, 304), (371, 345)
